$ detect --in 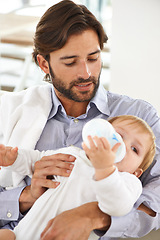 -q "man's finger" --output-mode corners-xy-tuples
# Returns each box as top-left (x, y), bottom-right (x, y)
(41, 153), (76, 163)
(32, 178), (60, 189)
(40, 219), (54, 239)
